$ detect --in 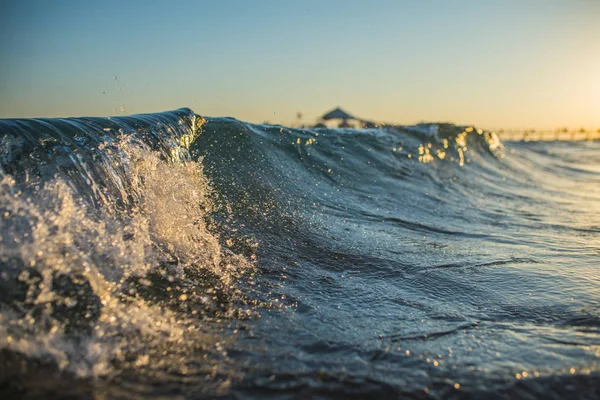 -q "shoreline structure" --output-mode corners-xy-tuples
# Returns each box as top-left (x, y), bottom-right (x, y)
(289, 107), (600, 141)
